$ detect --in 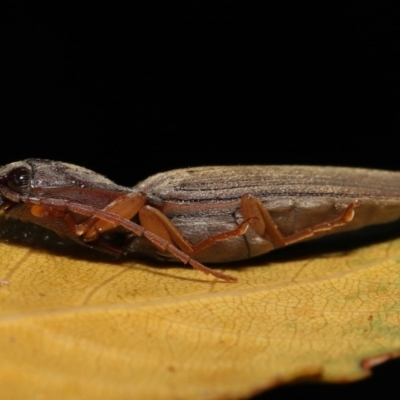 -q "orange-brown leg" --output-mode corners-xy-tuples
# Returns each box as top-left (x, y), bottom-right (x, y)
(139, 205), (255, 256)
(31, 193), (147, 240)
(77, 193), (147, 240)
(30, 202), (135, 254)
(240, 194), (360, 248)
